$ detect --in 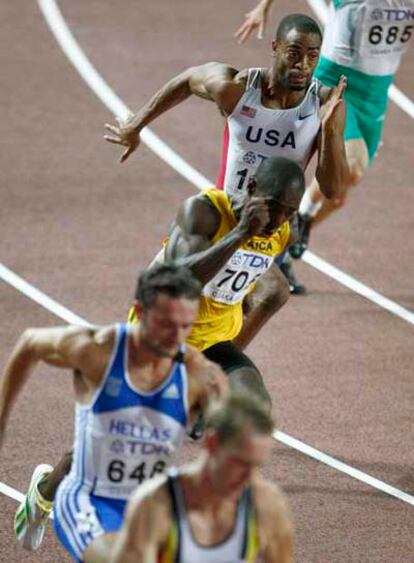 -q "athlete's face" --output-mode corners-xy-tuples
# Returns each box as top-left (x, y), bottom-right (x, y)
(207, 429), (273, 498)
(138, 293), (199, 357)
(272, 29), (321, 91)
(261, 197), (299, 236)
(247, 182), (301, 235)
